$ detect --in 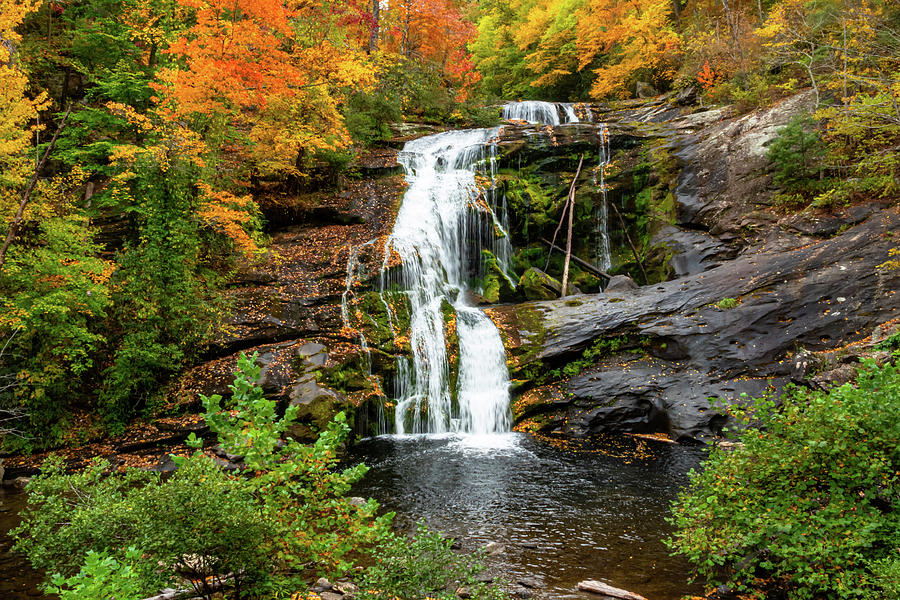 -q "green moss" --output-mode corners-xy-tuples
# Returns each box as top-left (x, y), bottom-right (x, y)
(716, 297), (739, 309)
(518, 267), (560, 301)
(478, 250), (518, 303)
